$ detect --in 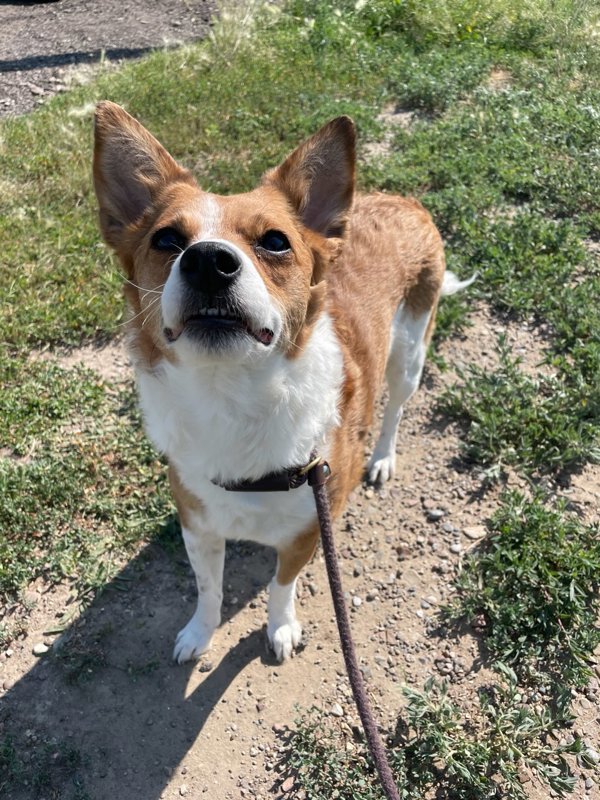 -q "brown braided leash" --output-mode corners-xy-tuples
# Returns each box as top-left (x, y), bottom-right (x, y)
(308, 460), (401, 800)
(218, 454), (401, 799)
